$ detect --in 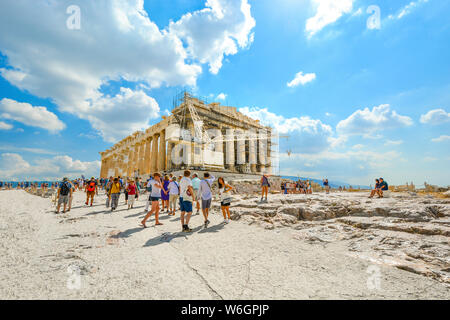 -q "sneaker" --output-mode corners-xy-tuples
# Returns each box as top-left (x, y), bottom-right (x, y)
(204, 220), (210, 228)
(185, 227), (193, 232)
